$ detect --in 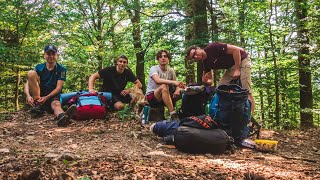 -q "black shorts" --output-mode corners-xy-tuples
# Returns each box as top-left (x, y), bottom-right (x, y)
(110, 94), (132, 108)
(40, 88), (61, 113)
